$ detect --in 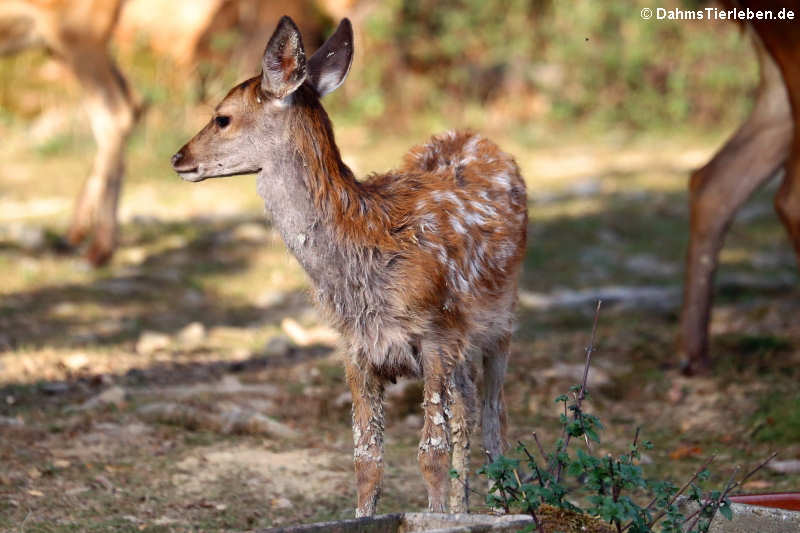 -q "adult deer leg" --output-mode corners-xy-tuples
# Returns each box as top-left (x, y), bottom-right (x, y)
(65, 46), (137, 266)
(345, 358), (385, 517)
(679, 35), (792, 374)
(775, 152), (800, 261)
